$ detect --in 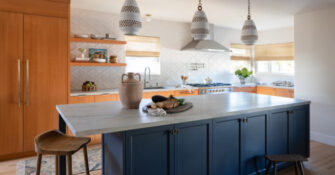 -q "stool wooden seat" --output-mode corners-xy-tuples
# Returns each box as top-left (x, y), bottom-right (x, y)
(34, 130), (91, 175)
(265, 154), (307, 175)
